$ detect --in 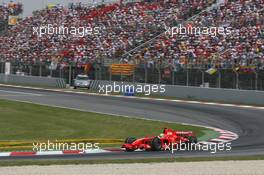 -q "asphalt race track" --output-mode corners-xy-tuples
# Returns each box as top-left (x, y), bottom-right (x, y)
(0, 86), (264, 160)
